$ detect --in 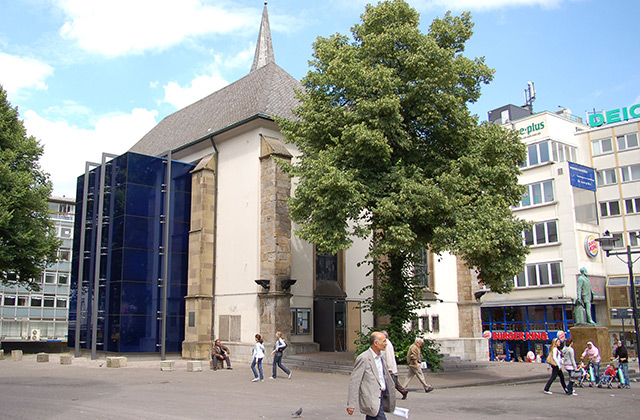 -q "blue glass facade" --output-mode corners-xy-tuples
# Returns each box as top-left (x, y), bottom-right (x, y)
(482, 304), (575, 362)
(69, 152), (194, 353)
